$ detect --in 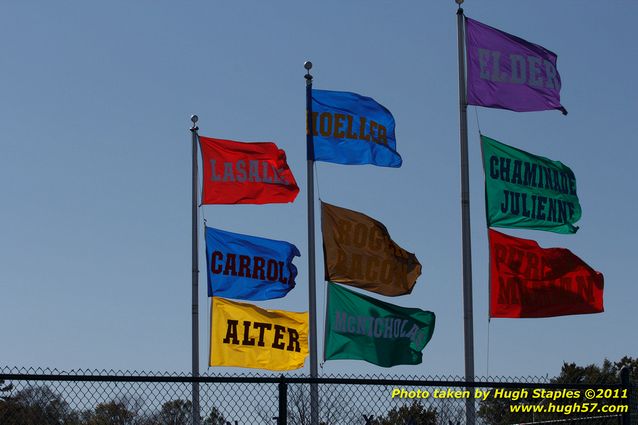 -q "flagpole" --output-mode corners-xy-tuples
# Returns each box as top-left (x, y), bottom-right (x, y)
(456, 4), (476, 425)
(190, 114), (201, 425)
(304, 60), (320, 425)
